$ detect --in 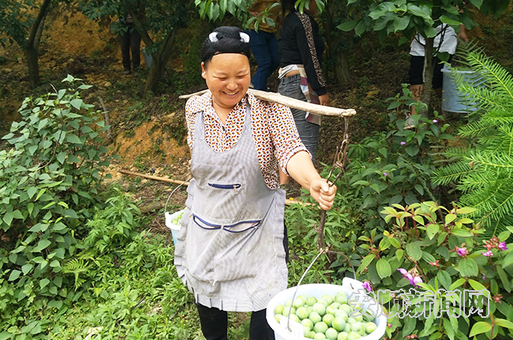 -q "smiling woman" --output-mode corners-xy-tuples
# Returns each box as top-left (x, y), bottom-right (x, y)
(173, 25), (337, 340)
